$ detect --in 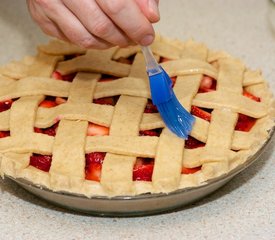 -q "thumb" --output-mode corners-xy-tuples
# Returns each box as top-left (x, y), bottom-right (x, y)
(134, 0), (160, 23)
